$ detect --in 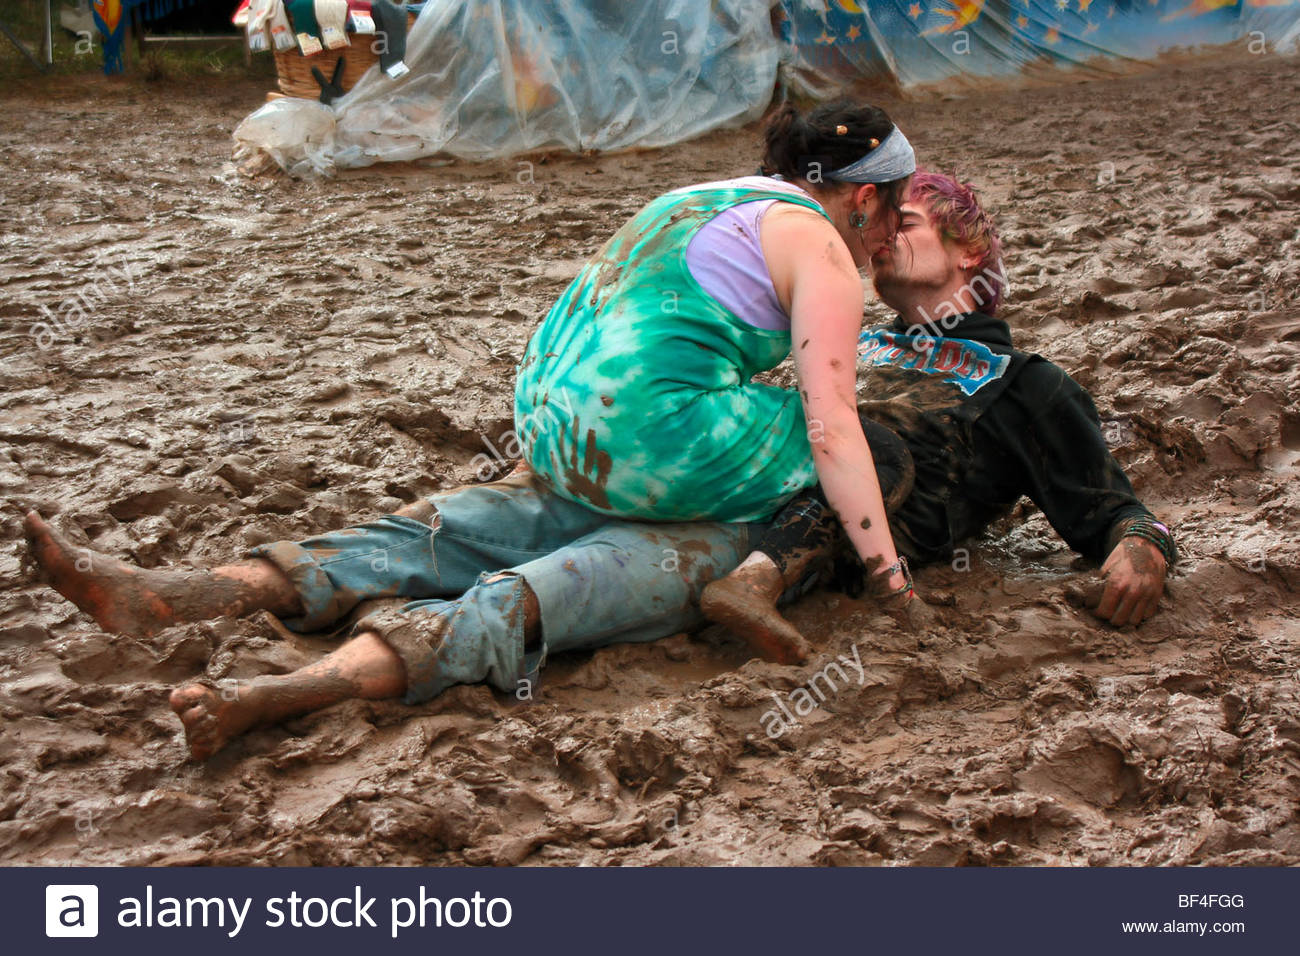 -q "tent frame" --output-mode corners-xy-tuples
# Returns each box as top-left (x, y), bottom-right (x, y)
(0, 0), (53, 71)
